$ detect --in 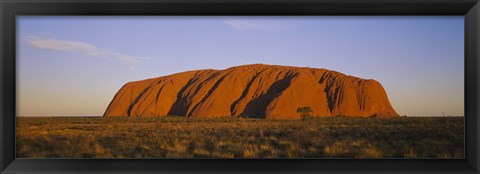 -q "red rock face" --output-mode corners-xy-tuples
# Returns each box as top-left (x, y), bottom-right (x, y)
(104, 64), (399, 119)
